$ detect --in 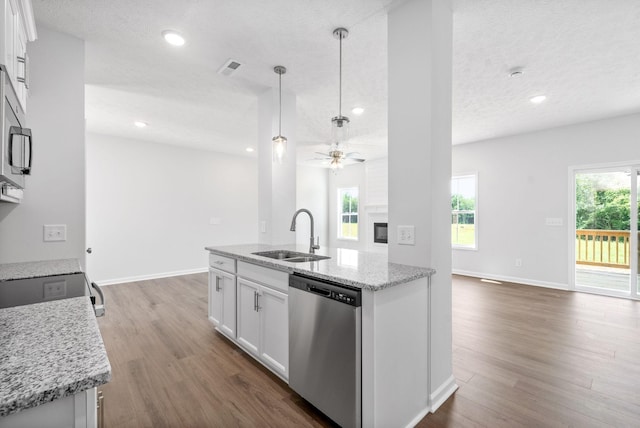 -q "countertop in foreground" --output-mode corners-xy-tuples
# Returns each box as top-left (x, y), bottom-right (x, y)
(0, 297), (111, 417)
(0, 259), (82, 282)
(205, 244), (435, 291)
